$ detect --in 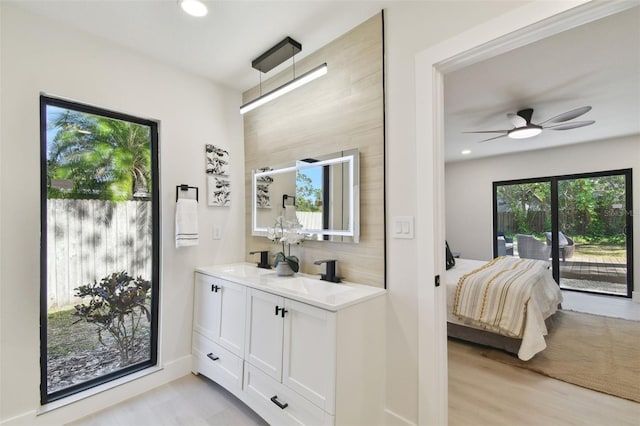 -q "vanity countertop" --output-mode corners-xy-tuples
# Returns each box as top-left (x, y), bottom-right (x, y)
(195, 262), (386, 311)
